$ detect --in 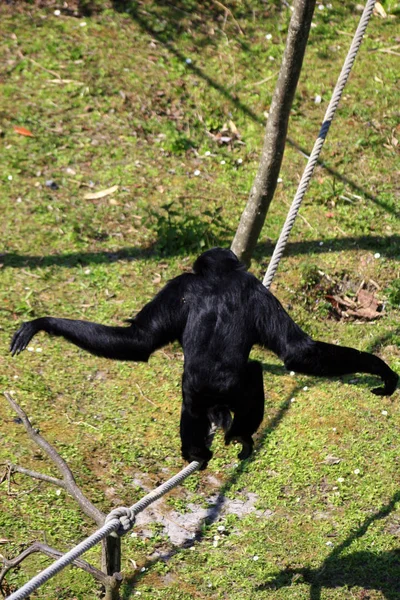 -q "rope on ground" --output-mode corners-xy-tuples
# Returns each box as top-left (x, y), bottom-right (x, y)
(6, 4), (376, 599)
(263, 0), (376, 289)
